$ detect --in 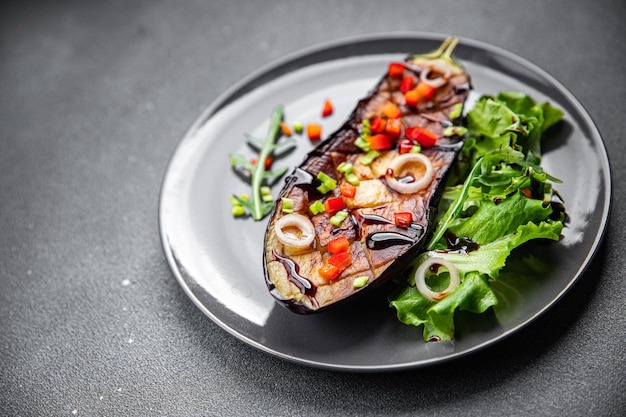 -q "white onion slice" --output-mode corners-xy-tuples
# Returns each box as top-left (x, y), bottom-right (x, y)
(274, 213), (315, 249)
(415, 257), (460, 301)
(385, 153), (434, 194)
(420, 62), (451, 88)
